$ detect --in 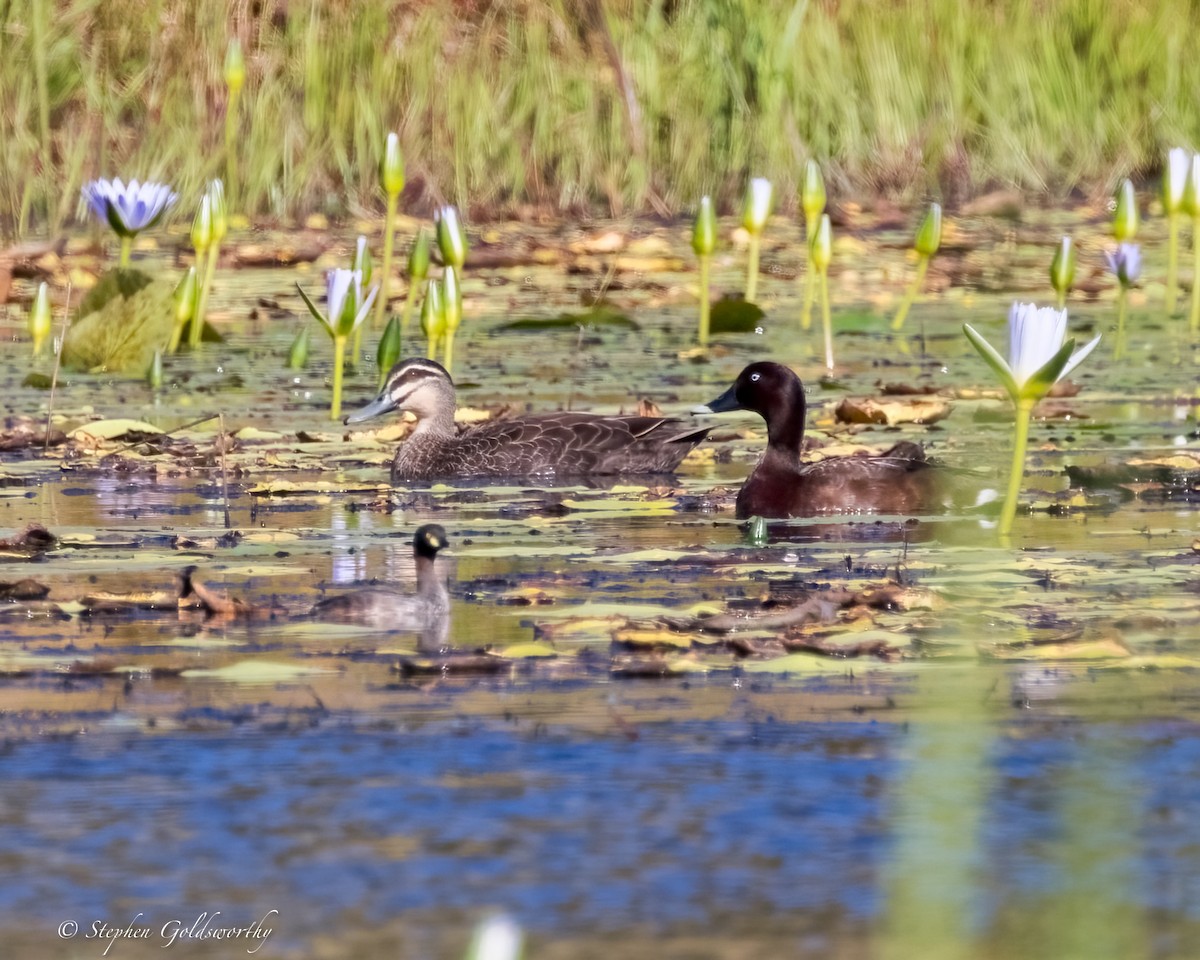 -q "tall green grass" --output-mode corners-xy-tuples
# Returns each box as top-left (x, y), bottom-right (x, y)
(2, 0), (1199, 232)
